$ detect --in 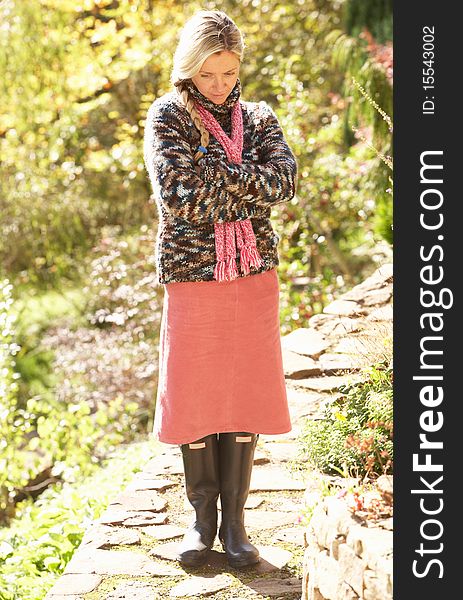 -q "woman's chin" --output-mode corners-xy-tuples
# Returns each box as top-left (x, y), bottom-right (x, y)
(209, 94), (227, 104)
